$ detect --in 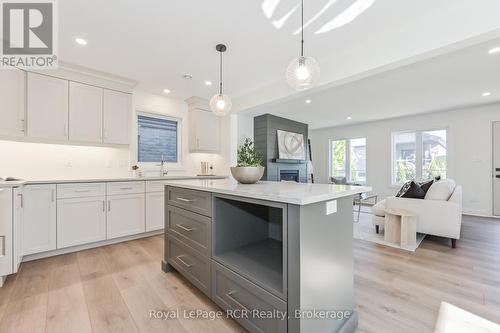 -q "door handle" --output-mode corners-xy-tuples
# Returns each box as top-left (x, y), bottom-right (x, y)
(496, 175), (500, 179)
